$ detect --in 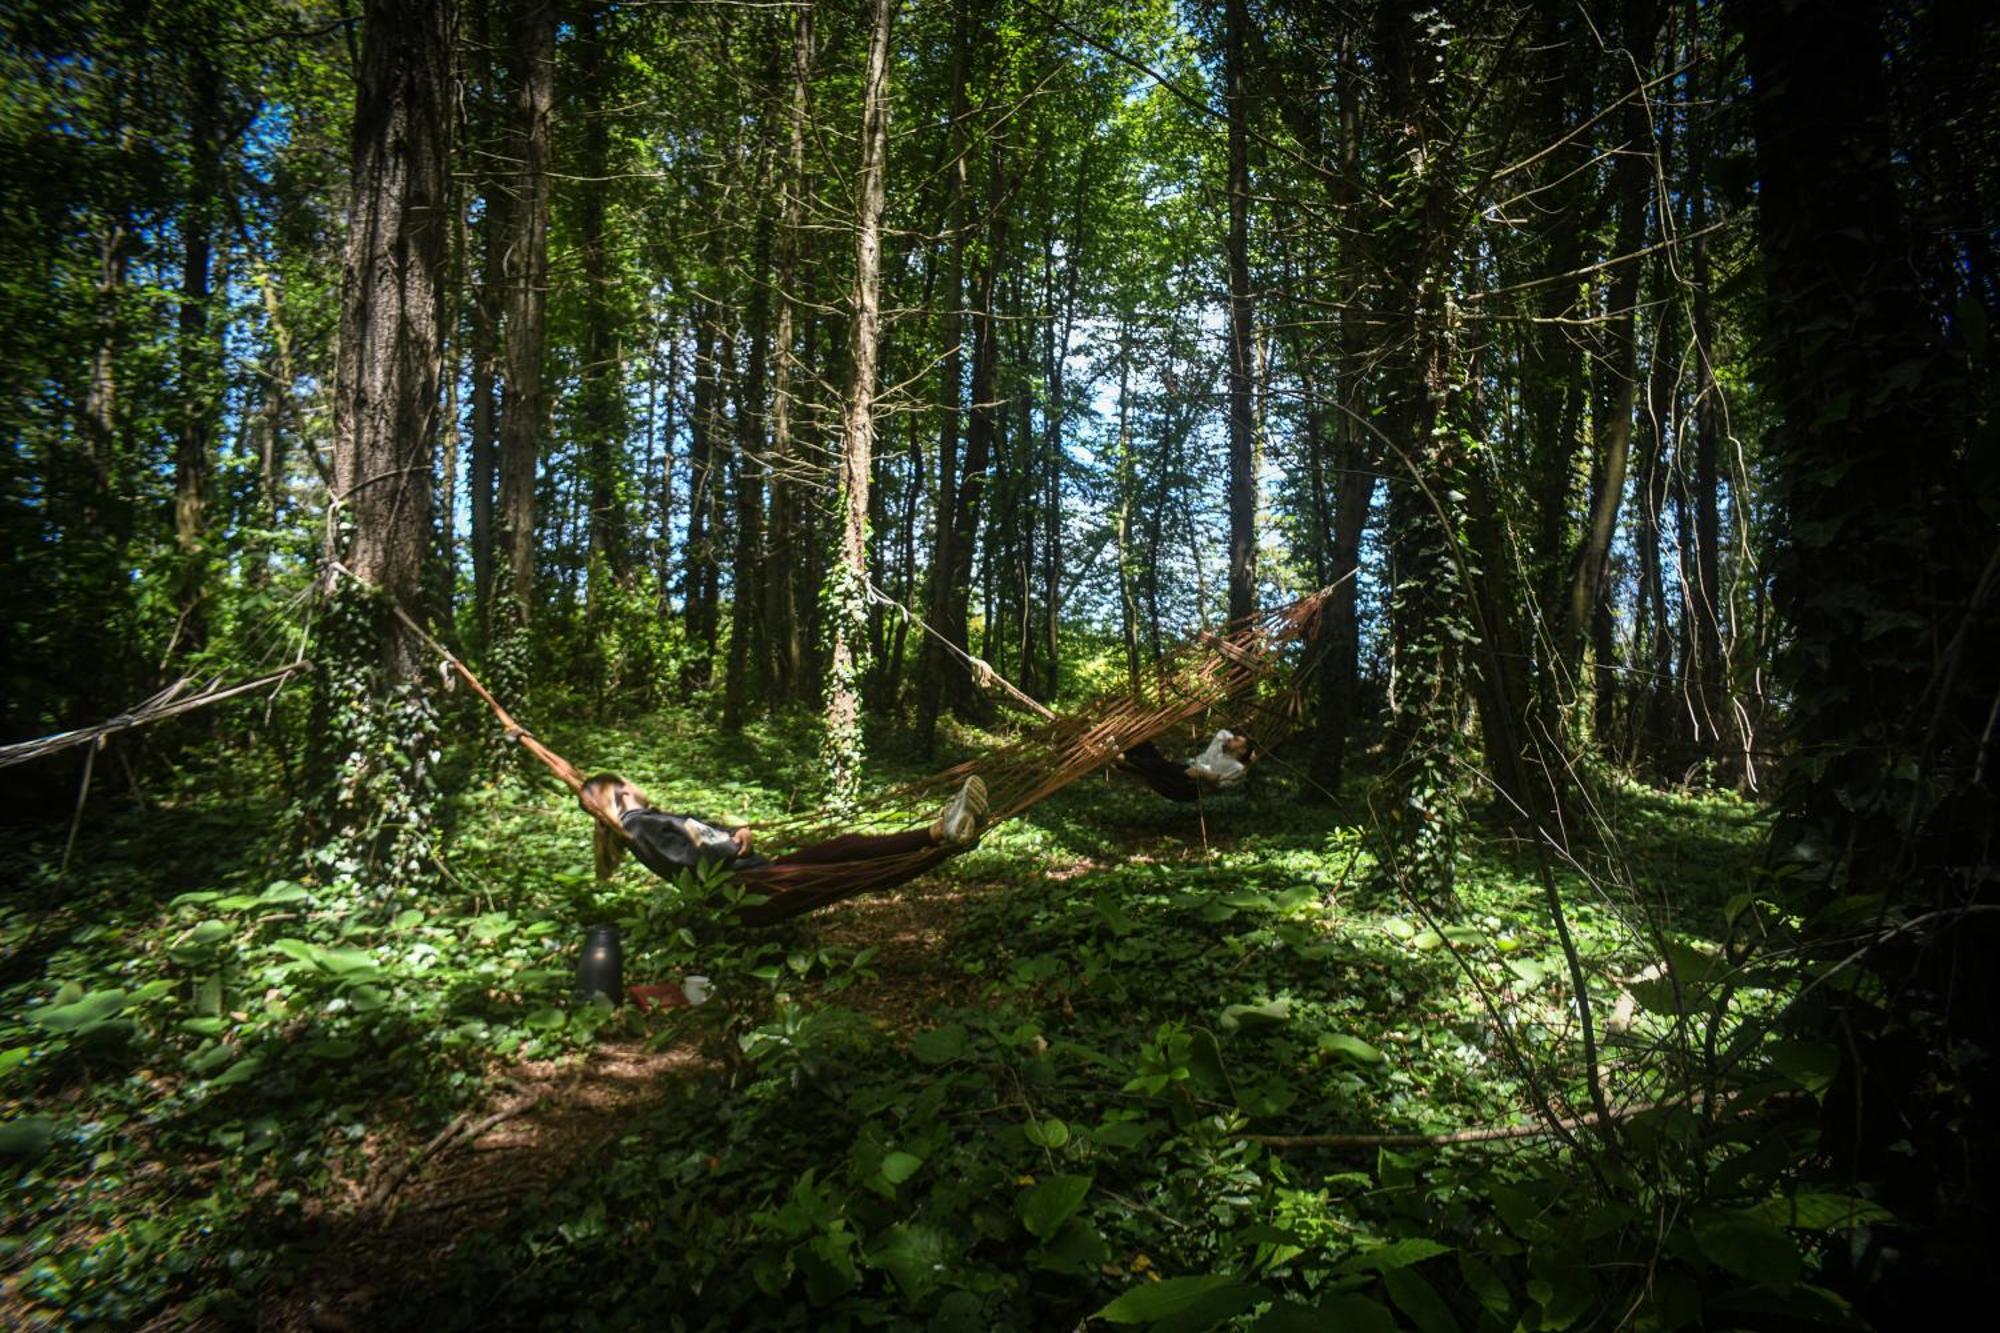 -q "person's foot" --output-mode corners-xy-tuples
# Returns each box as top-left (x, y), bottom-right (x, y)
(934, 775), (989, 846)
